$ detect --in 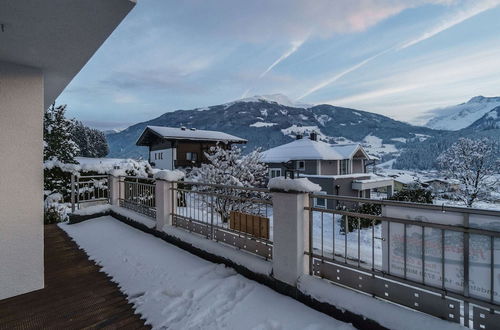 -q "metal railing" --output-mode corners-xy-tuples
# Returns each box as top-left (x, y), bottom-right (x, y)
(71, 174), (109, 211)
(119, 176), (156, 219)
(171, 181), (273, 259)
(306, 193), (500, 328)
